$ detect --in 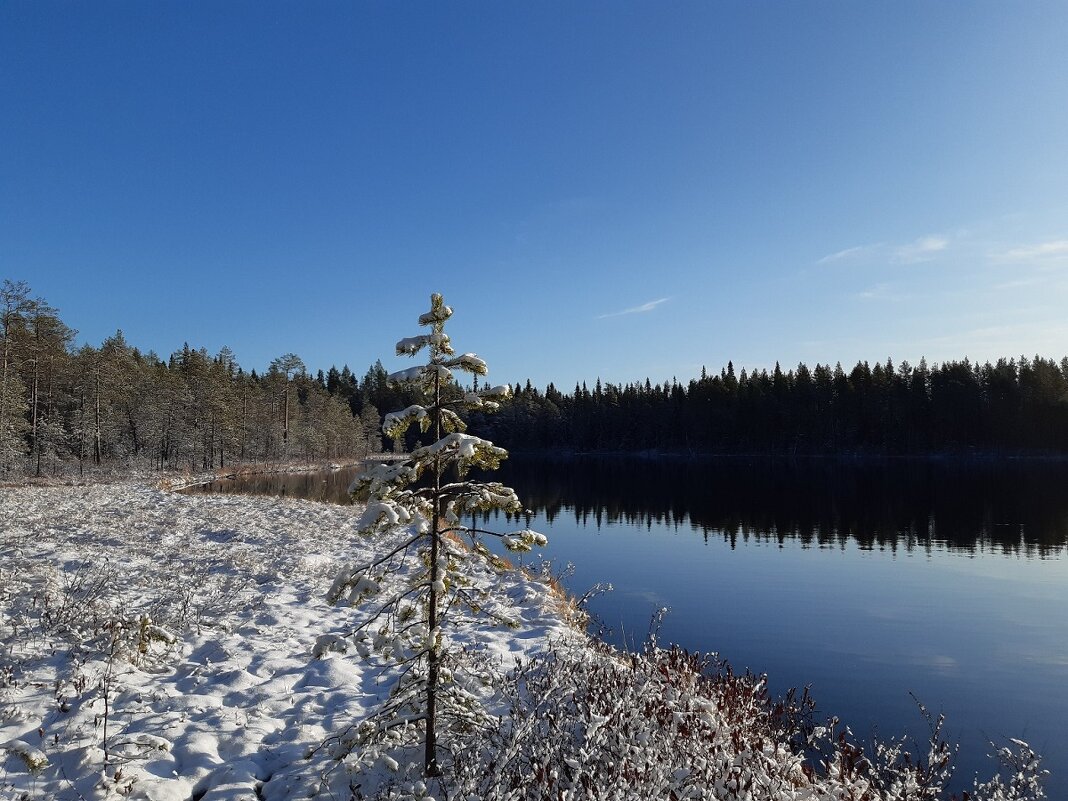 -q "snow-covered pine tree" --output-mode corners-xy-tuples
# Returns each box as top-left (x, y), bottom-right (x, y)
(328, 293), (546, 778)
